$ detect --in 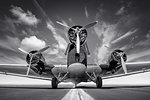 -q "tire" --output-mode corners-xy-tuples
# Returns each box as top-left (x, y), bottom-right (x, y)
(52, 77), (58, 89)
(96, 76), (102, 88)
